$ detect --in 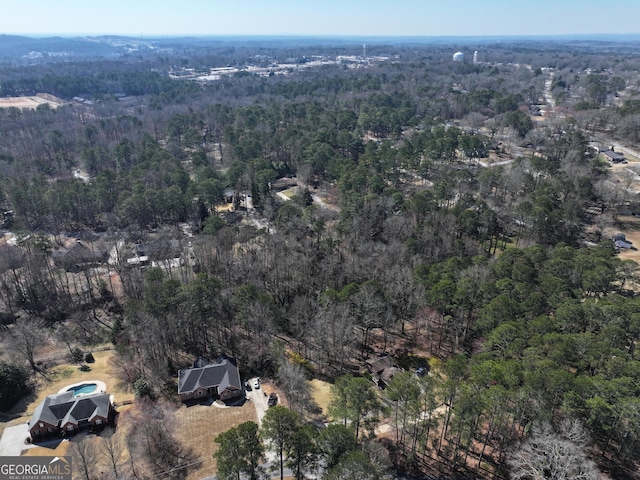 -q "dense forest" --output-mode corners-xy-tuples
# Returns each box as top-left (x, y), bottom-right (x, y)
(2, 37), (640, 480)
